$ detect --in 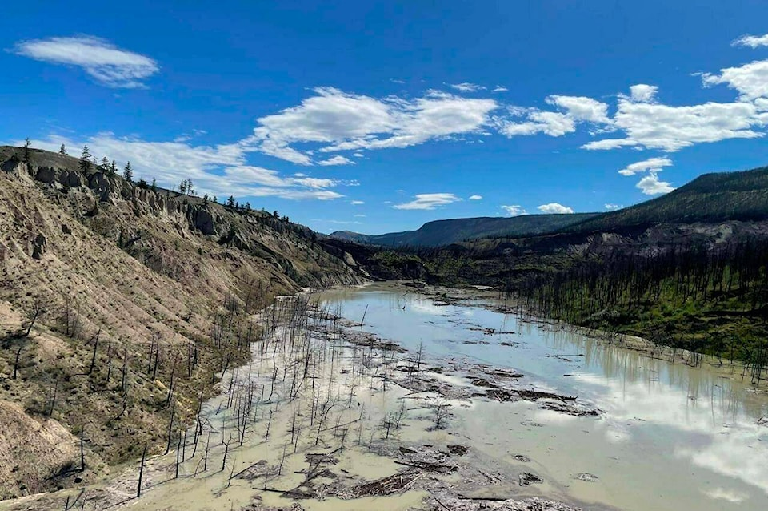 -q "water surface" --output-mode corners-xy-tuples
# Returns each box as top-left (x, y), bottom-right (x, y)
(320, 284), (768, 510)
